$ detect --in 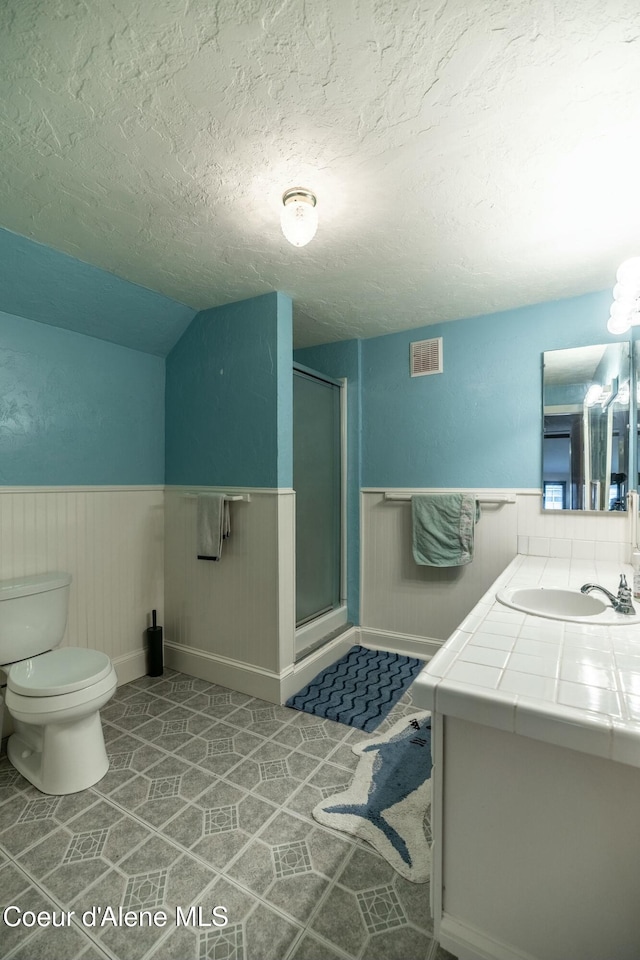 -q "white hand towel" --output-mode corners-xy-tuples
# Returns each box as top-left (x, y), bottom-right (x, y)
(197, 494), (231, 561)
